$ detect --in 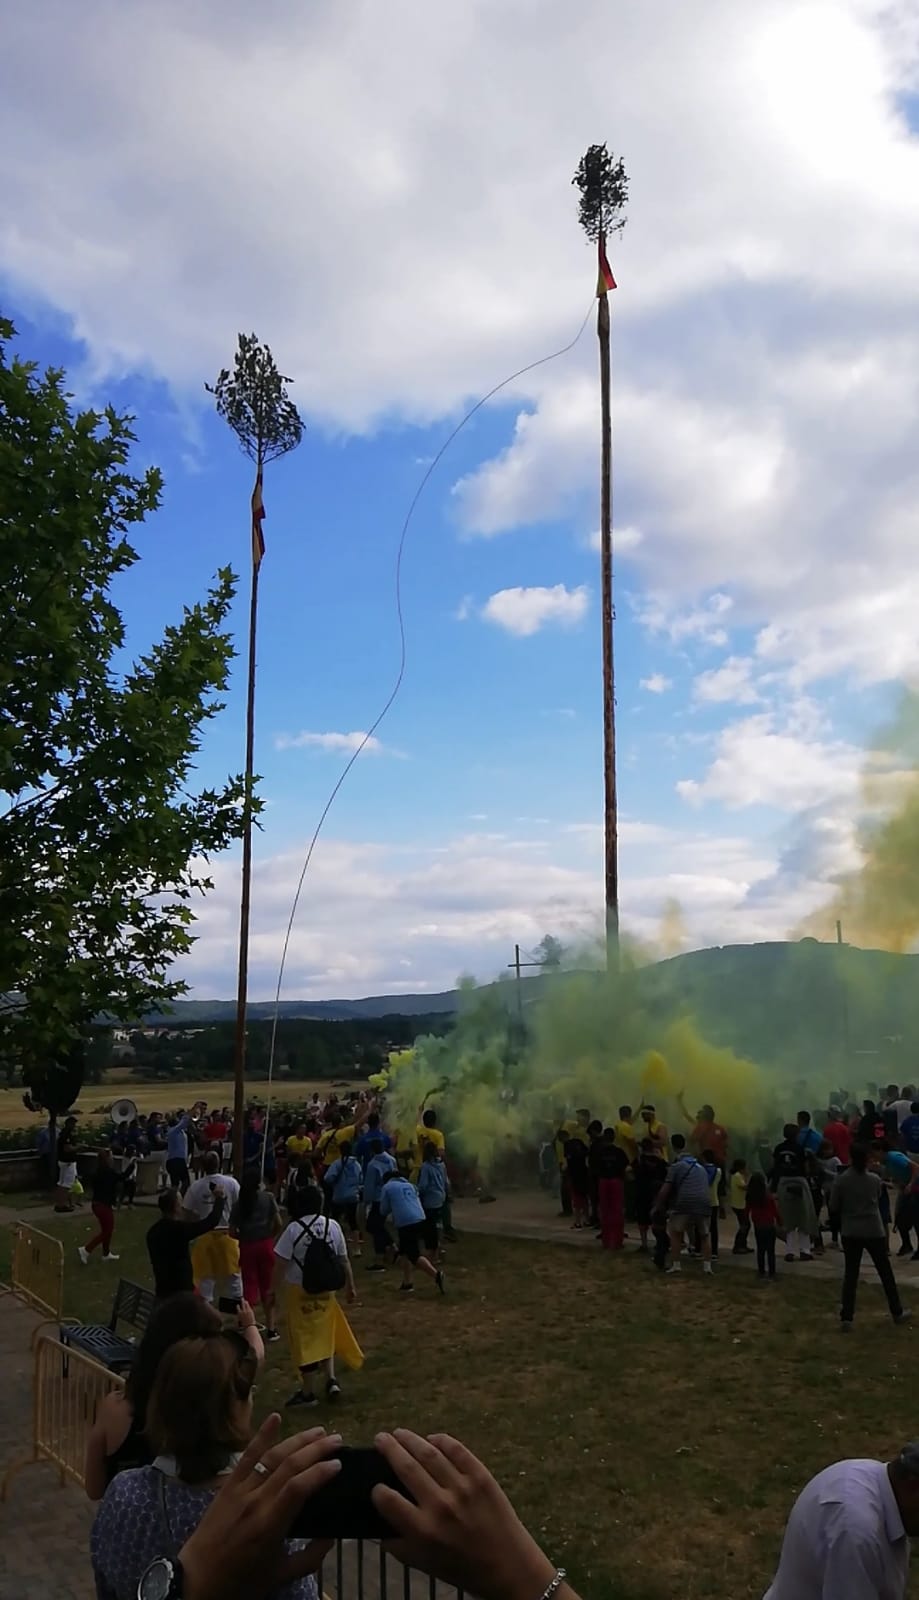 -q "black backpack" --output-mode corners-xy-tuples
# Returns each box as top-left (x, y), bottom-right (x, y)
(296, 1216), (347, 1295)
